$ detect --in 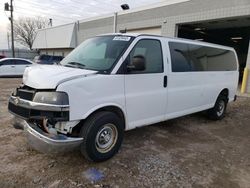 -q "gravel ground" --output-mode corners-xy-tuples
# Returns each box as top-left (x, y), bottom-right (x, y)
(0, 78), (250, 188)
